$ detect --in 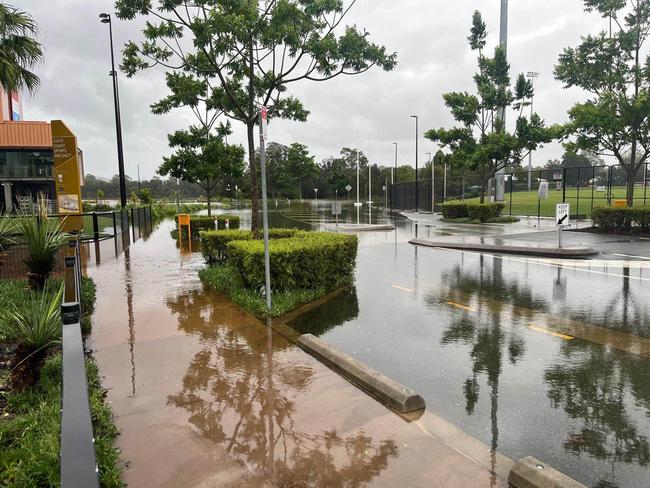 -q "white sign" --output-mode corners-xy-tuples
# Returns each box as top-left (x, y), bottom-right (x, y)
(345, 184), (352, 192)
(556, 203), (570, 227)
(261, 106), (268, 141)
(331, 202), (342, 215)
(538, 181), (549, 200)
(596, 185), (606, 192)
